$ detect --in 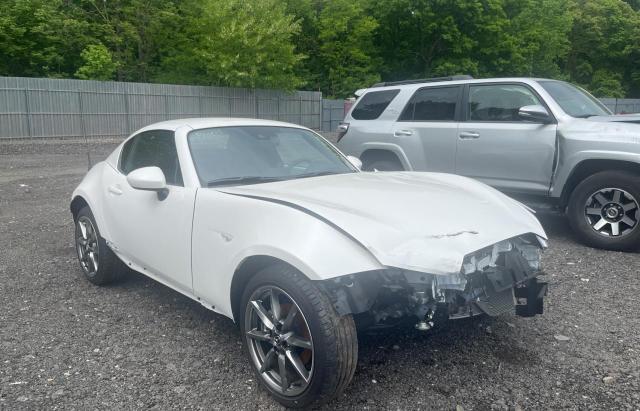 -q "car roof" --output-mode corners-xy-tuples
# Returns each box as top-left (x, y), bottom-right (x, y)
(358, 77), (557, 95)
(135, 117), (310, 133)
